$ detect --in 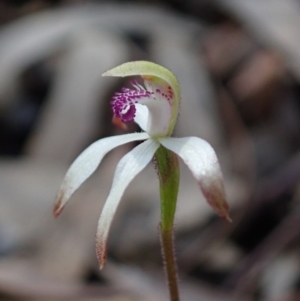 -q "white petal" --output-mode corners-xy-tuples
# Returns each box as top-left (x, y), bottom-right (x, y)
(140, 95), (171, 136)
(134, 103), (148, 132)
(159, 137), (230, 220)
(96, 138), (159, 268)
(54, 132), (149, 217)
(134, 97), (171, 136)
